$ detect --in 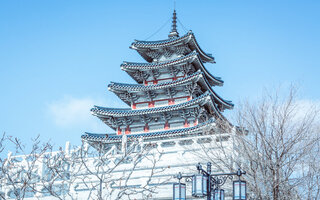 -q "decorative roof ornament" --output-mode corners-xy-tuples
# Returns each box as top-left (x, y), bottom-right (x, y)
(168, 10), (179, 38)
